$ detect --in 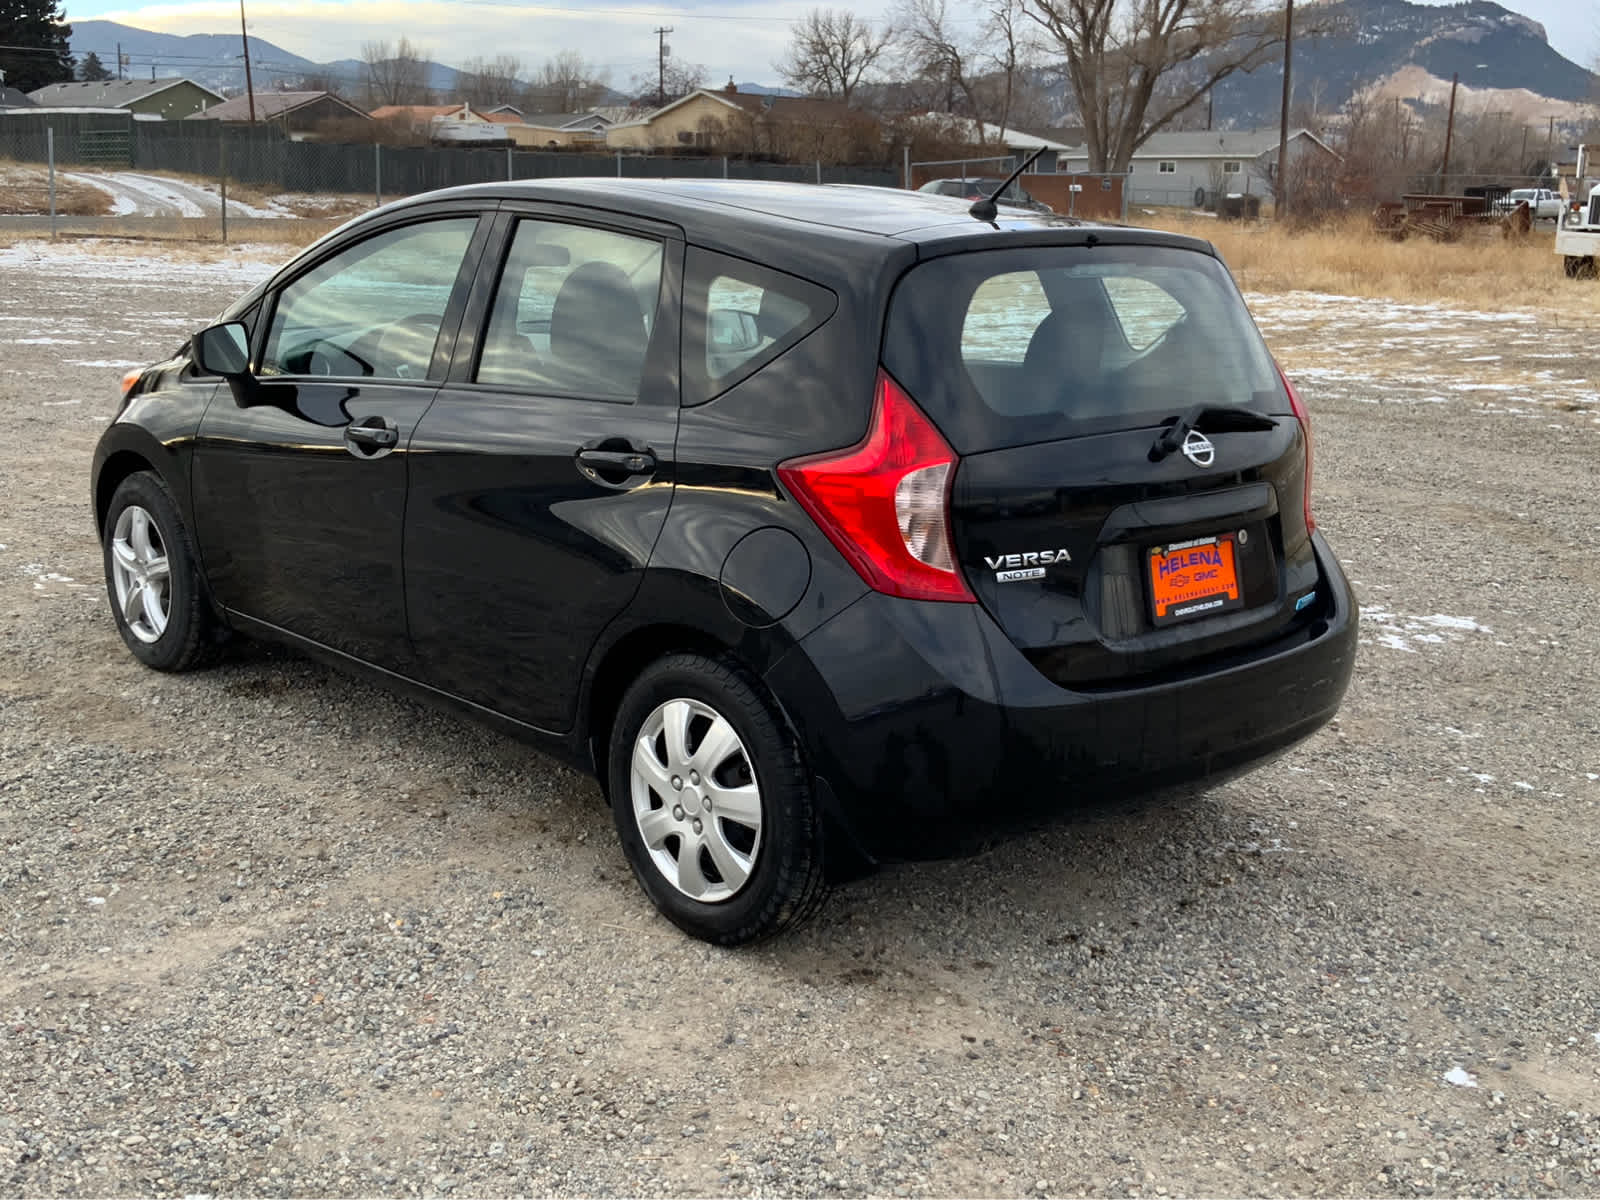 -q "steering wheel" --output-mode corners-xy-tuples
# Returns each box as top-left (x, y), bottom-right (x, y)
(375, 312), (444, 379)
